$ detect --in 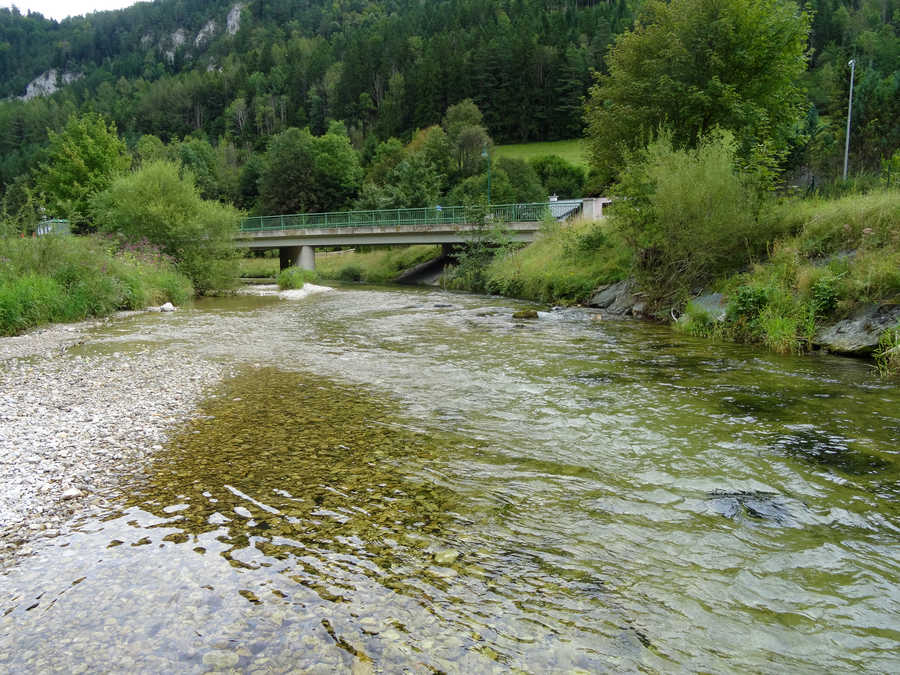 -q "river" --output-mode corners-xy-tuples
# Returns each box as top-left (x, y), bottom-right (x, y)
(2, 285), (899, 673)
